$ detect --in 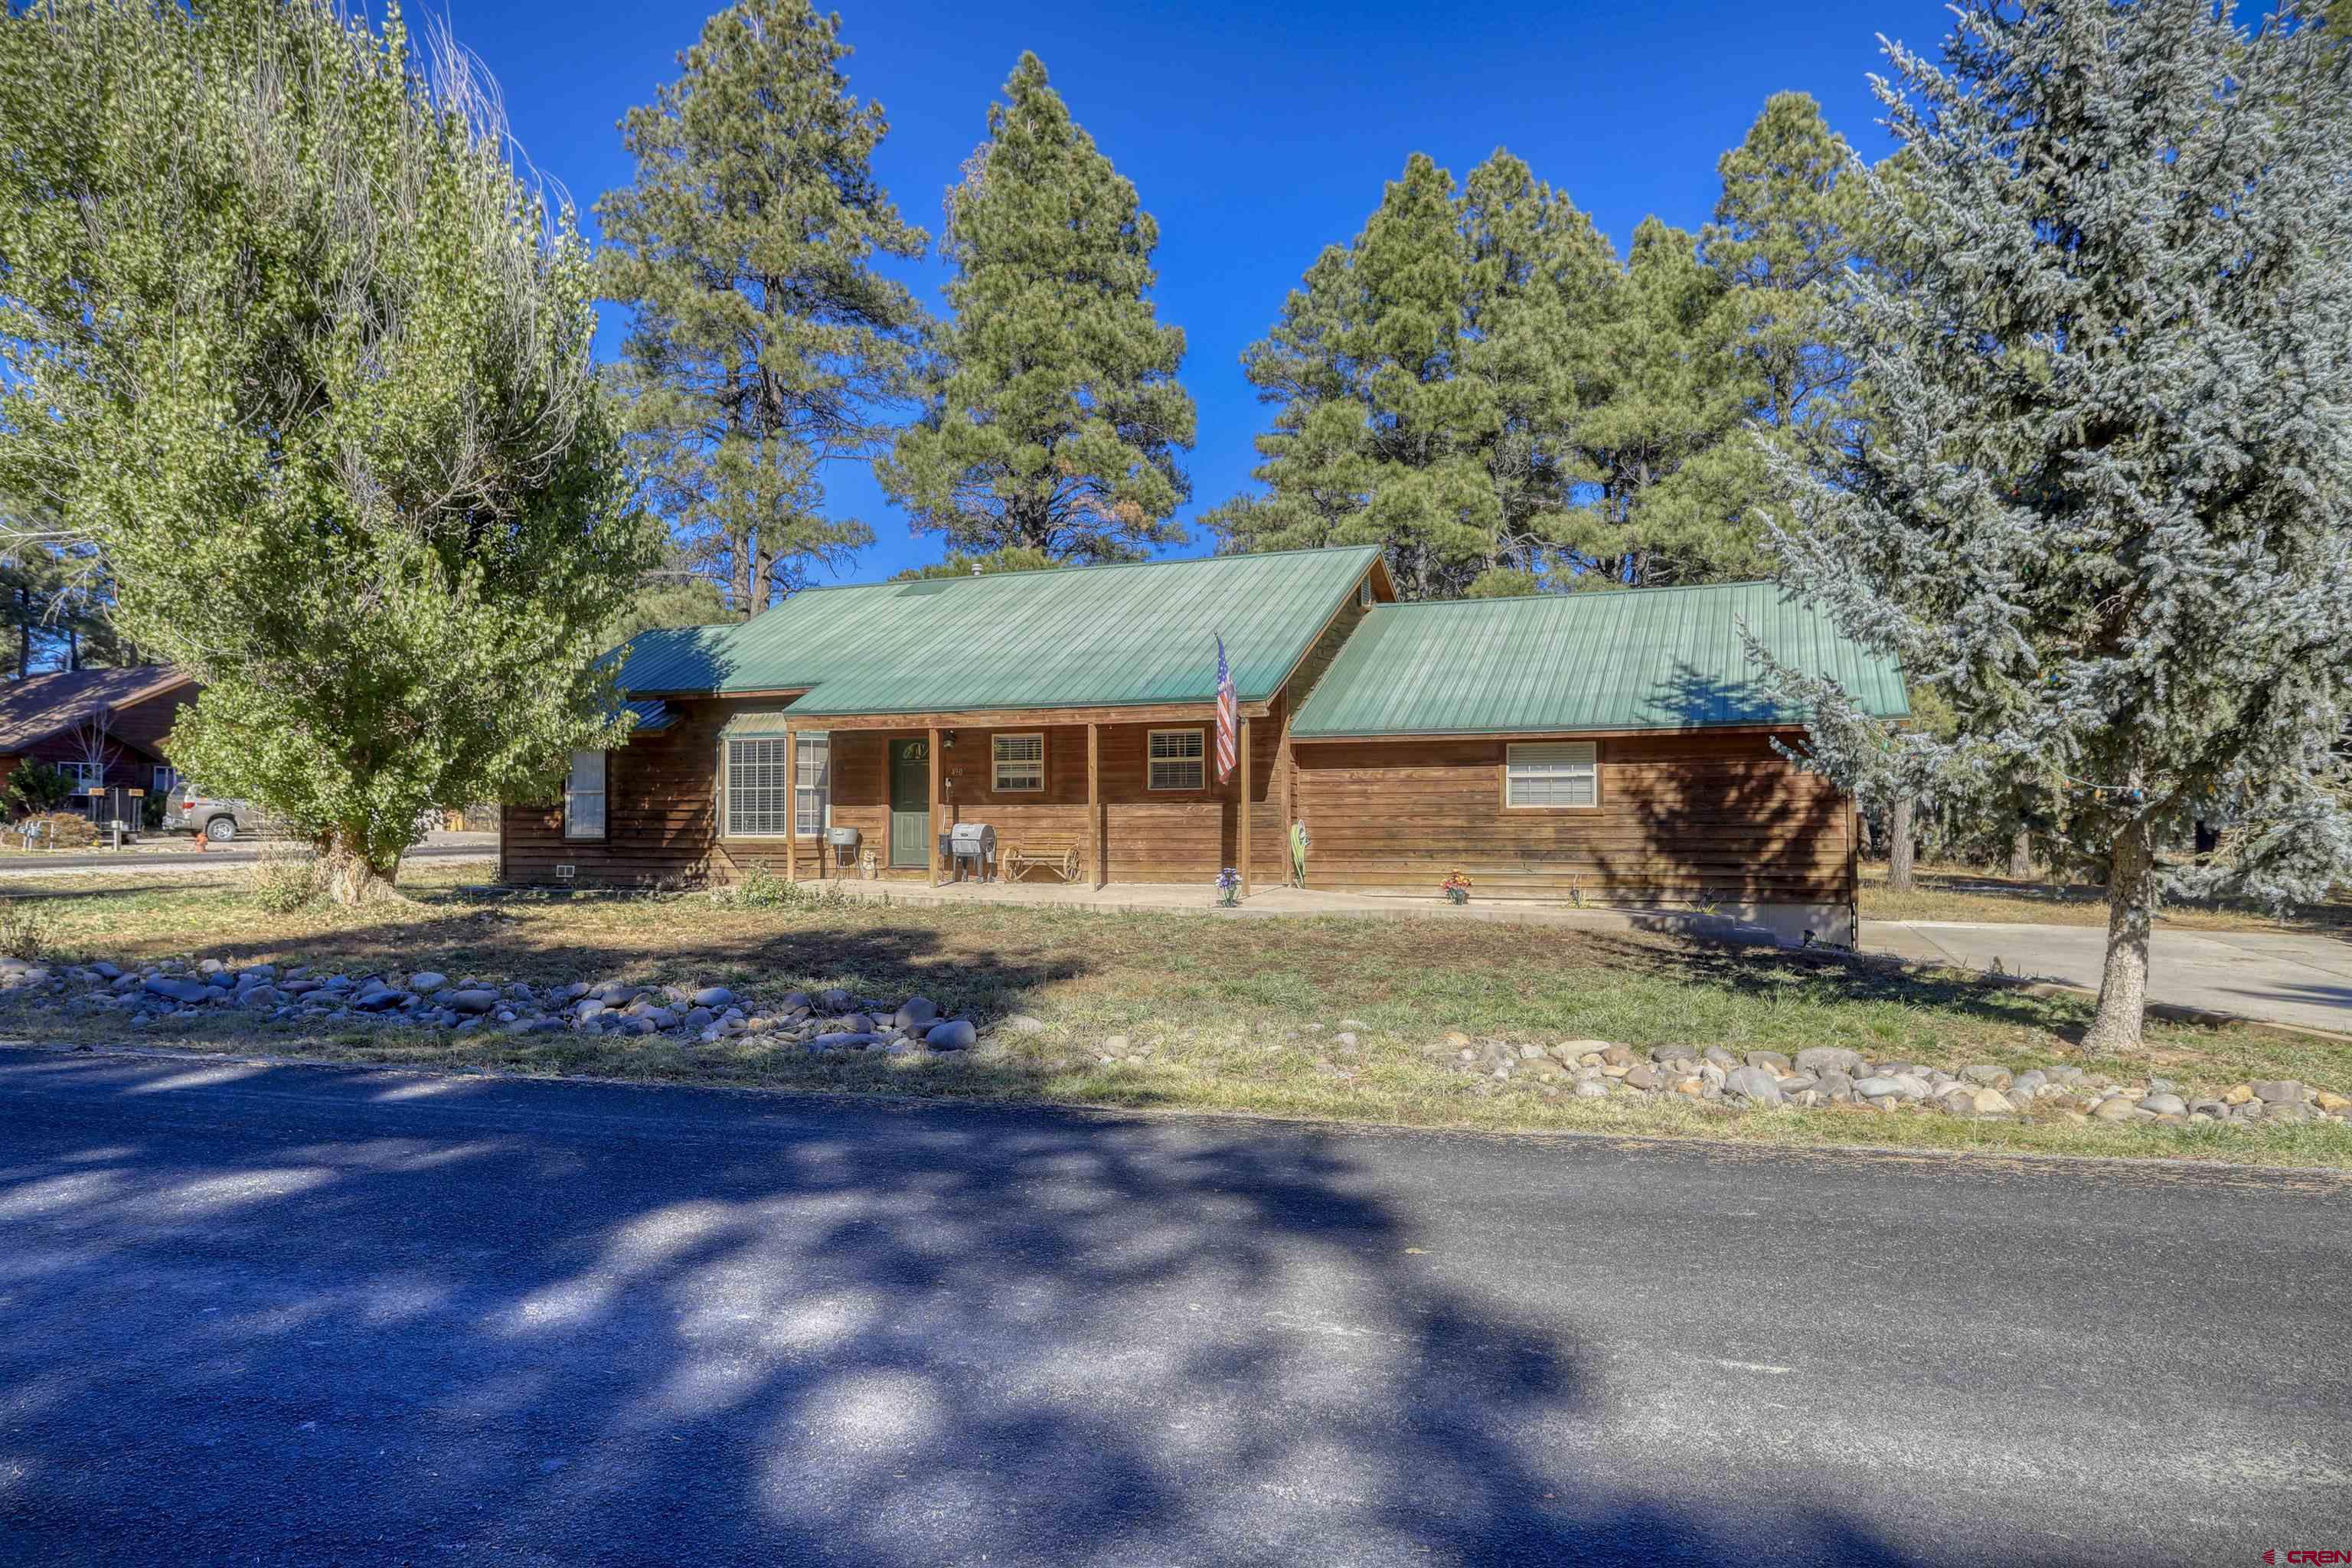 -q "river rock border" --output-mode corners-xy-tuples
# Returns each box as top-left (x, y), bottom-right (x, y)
(0, 956), (996, 1057)
(3, 955), (2344, 1128)
(1436, 1034), (2350, 1126)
